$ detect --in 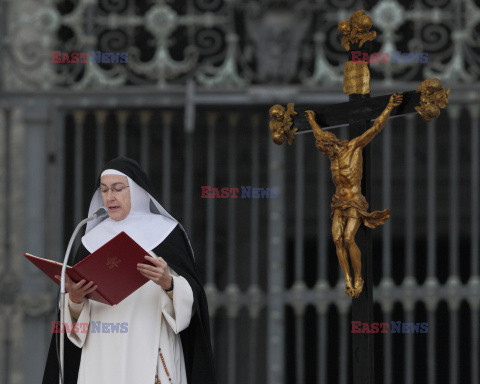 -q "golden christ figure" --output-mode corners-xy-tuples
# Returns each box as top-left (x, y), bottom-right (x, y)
(305, 93), (403, 298)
